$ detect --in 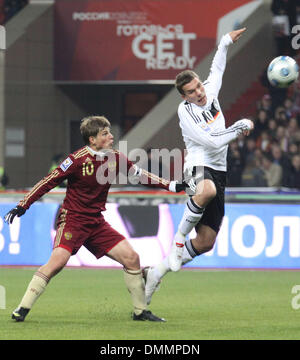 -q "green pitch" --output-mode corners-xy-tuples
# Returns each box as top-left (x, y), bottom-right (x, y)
(1, 267), (300, 340)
